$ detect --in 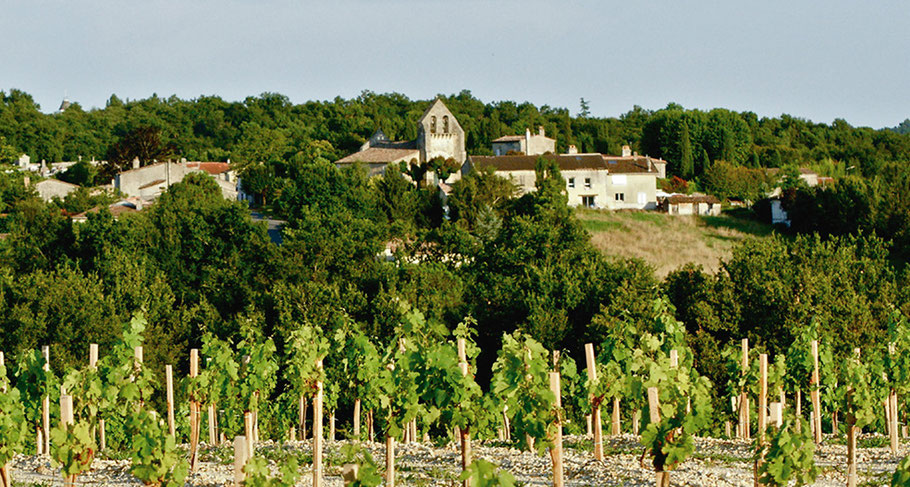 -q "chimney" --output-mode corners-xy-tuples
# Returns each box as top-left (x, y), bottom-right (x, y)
(525, 128), (531, 154)
(622, 145), (632, 157)
(567, 145), (578, 155)
(132, 157), (140, 169)
(539, 126), (545, 137)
